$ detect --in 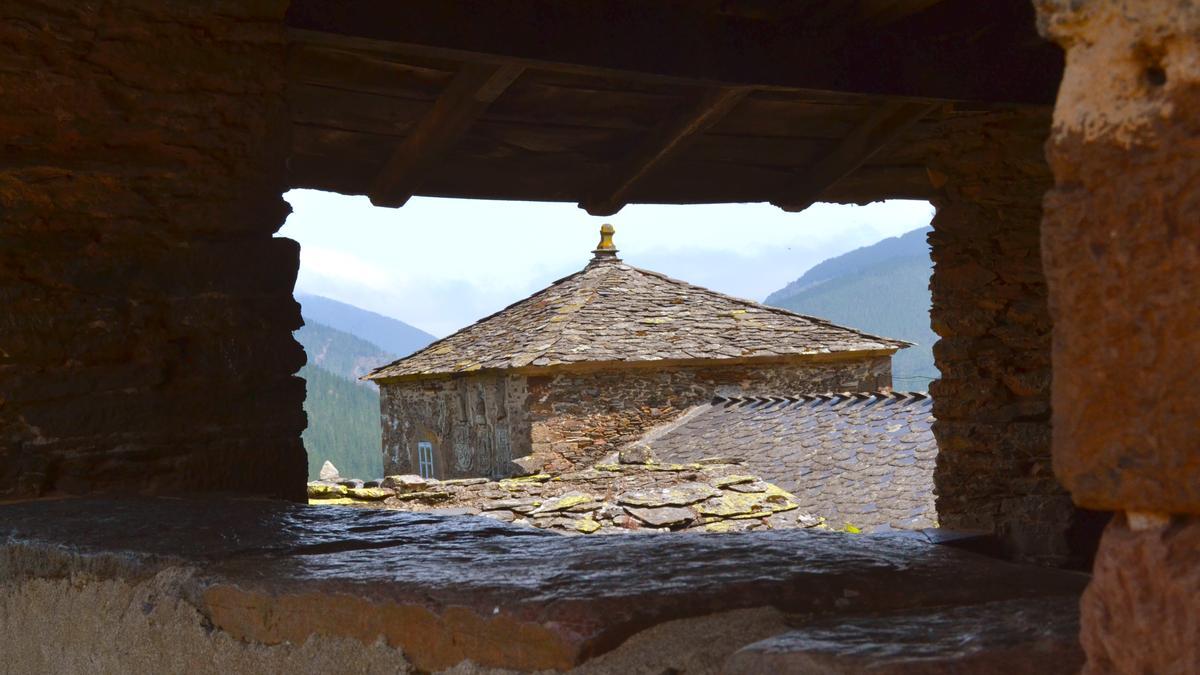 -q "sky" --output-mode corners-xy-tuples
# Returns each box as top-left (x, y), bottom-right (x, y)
(279, 189), (935, 337)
